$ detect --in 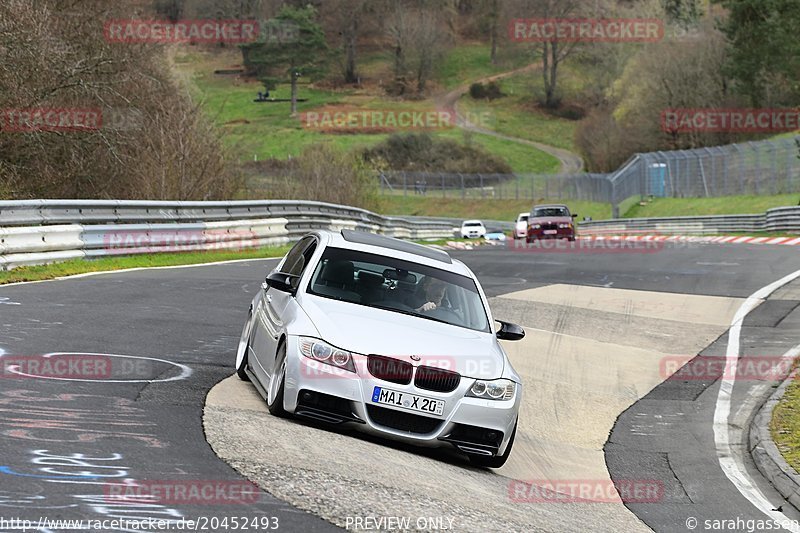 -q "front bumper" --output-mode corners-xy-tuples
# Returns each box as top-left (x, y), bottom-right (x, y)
(282, 337), (520, 457)
(527, 227), (575, 240)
